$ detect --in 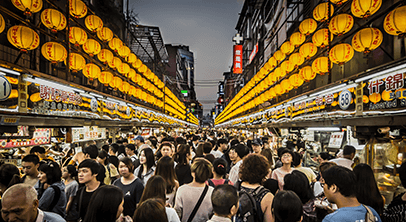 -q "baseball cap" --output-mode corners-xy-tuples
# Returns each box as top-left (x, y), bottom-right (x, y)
(252, 138), (263, 146)
(135, 135), (145, 142)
